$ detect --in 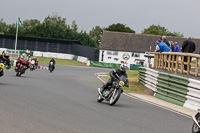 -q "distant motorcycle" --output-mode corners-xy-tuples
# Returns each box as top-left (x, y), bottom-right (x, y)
(30, 59), (37, 71)
(97, 75), (128, 106)
(15, 58), (30, 77)
(192, 109), (200, 133)
(49, 62), (54, 73)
